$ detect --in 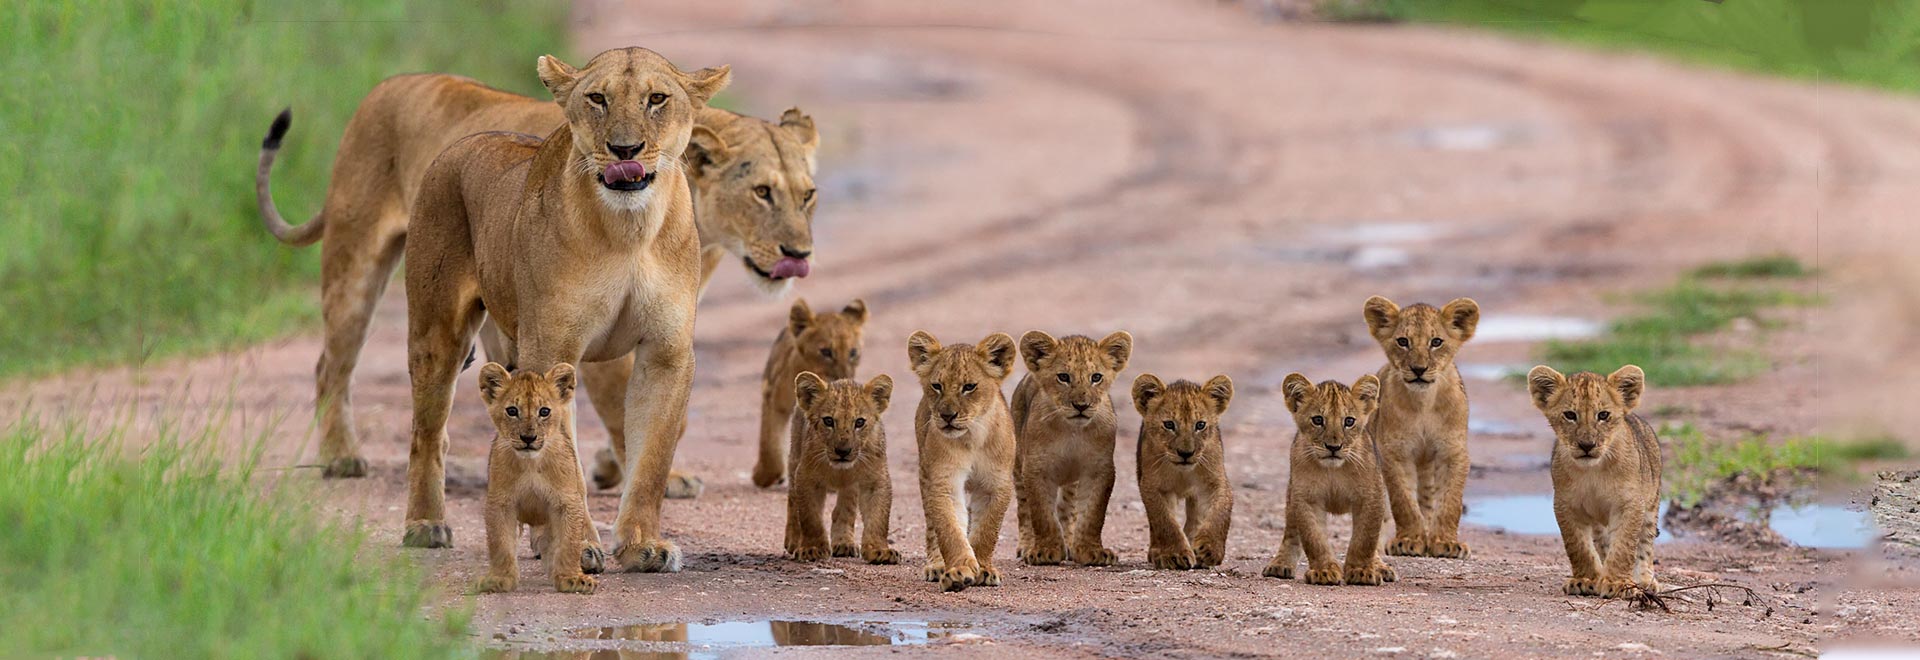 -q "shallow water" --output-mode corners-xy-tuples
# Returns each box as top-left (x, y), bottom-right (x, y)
(1472, 315), (1605, 343)
(486, 619), (970, 659)
(1462, 495), (1879, 549)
